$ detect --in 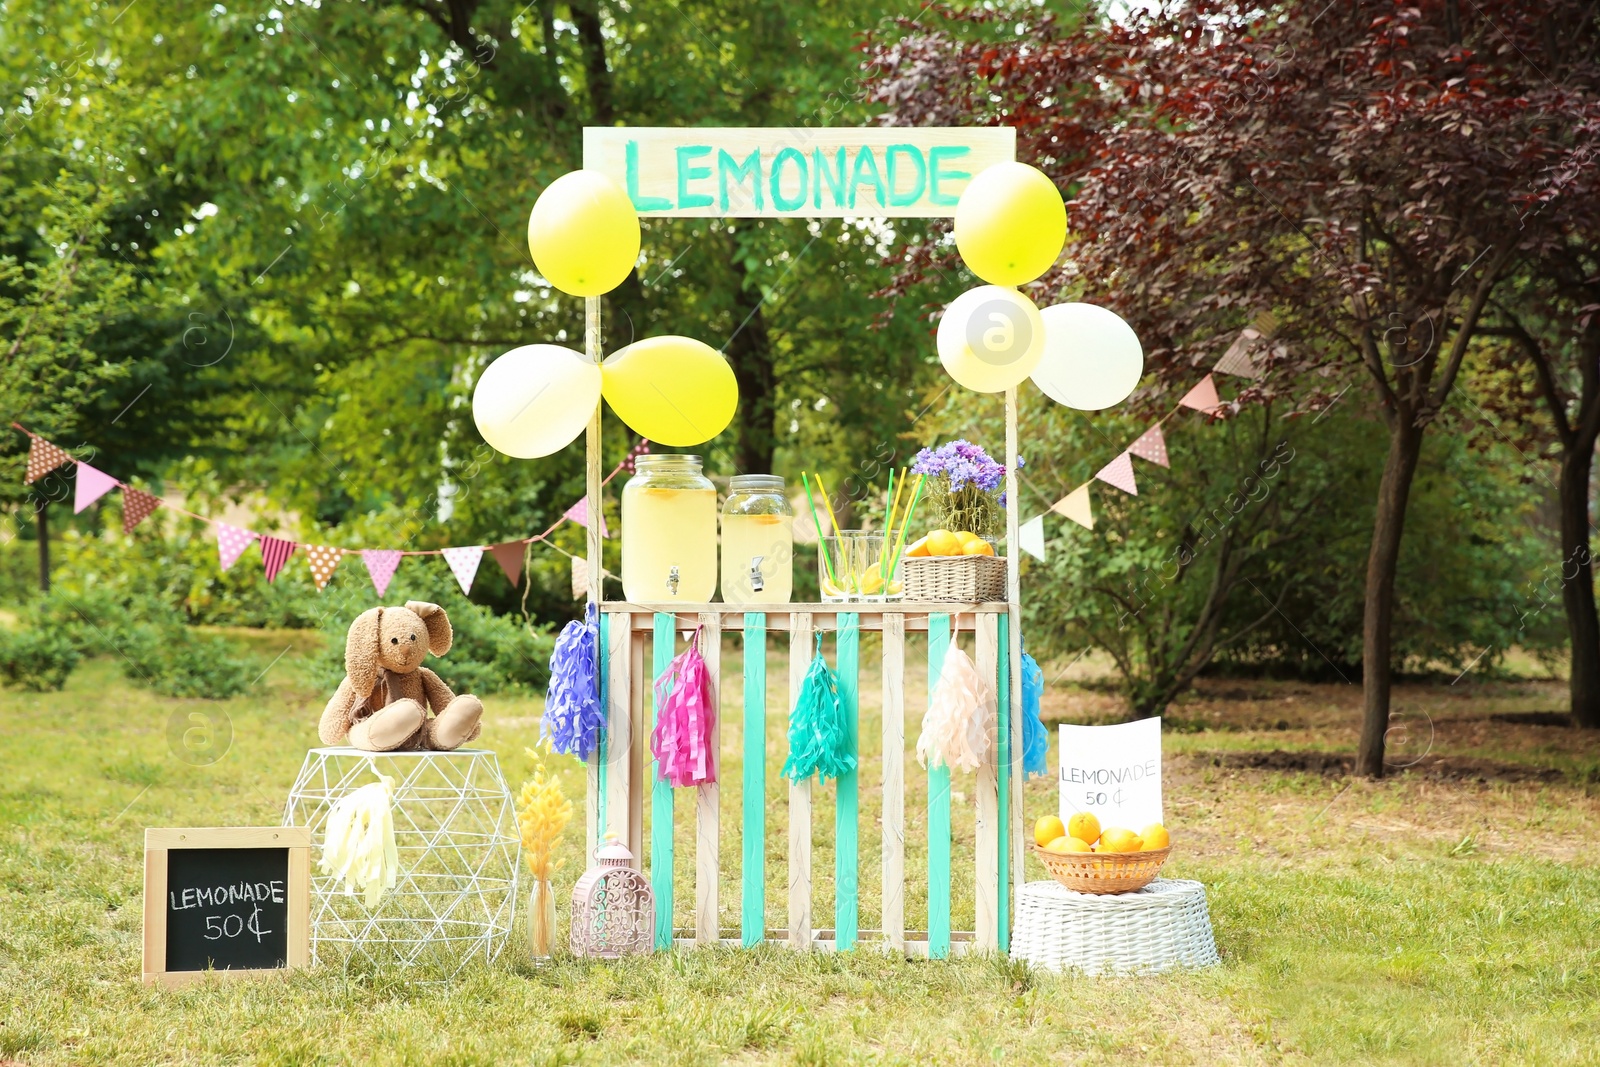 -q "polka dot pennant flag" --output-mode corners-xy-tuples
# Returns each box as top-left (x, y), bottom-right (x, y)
(1095, 452), (1139, 496)
(121, 487), (162, 534)
(304, 545), (344, 591)
(260, 535), (297, 584)
(24, 435), (73, 484)
(73, 462), (119, 514)
(442, 545), (483, 596)
(216, 523), (259, 572)
(362, 550), (402, 598)
(1127, 424), (1170, 468)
